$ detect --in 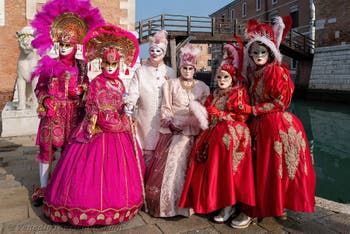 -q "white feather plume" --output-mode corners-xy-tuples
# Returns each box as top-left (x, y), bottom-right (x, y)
(189, 100), (208, 130)
(272, 16), (285, 48)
